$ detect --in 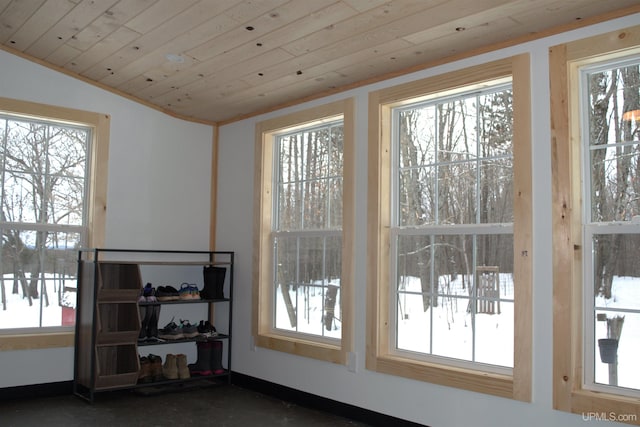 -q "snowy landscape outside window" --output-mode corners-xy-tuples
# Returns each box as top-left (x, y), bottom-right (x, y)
(581, 55), (640, 396)
(391, 83), (514, 369)
(272, 120), (343, 340)
(0, 113), (89, 332)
